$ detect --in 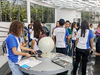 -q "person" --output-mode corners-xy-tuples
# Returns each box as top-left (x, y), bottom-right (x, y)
(23, 23), (28, 42)
(95, 23), (100, 53)
(30, 21), (33, 29)
(52, 19), (69, 55)
(27, 24), (32, 48)
(90, 24), (95, 34)
(71, 22), (77, 58)
(52, 21), (60, 34)
(76, 22), (80, 31)
(42, 22), (50, 36)
(65, 20), (72, 55)
(69, 22), (72, 29)
(6, 20), (37, 75)
(31, 20), (45, 53)
(73, 20), (94, 75)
